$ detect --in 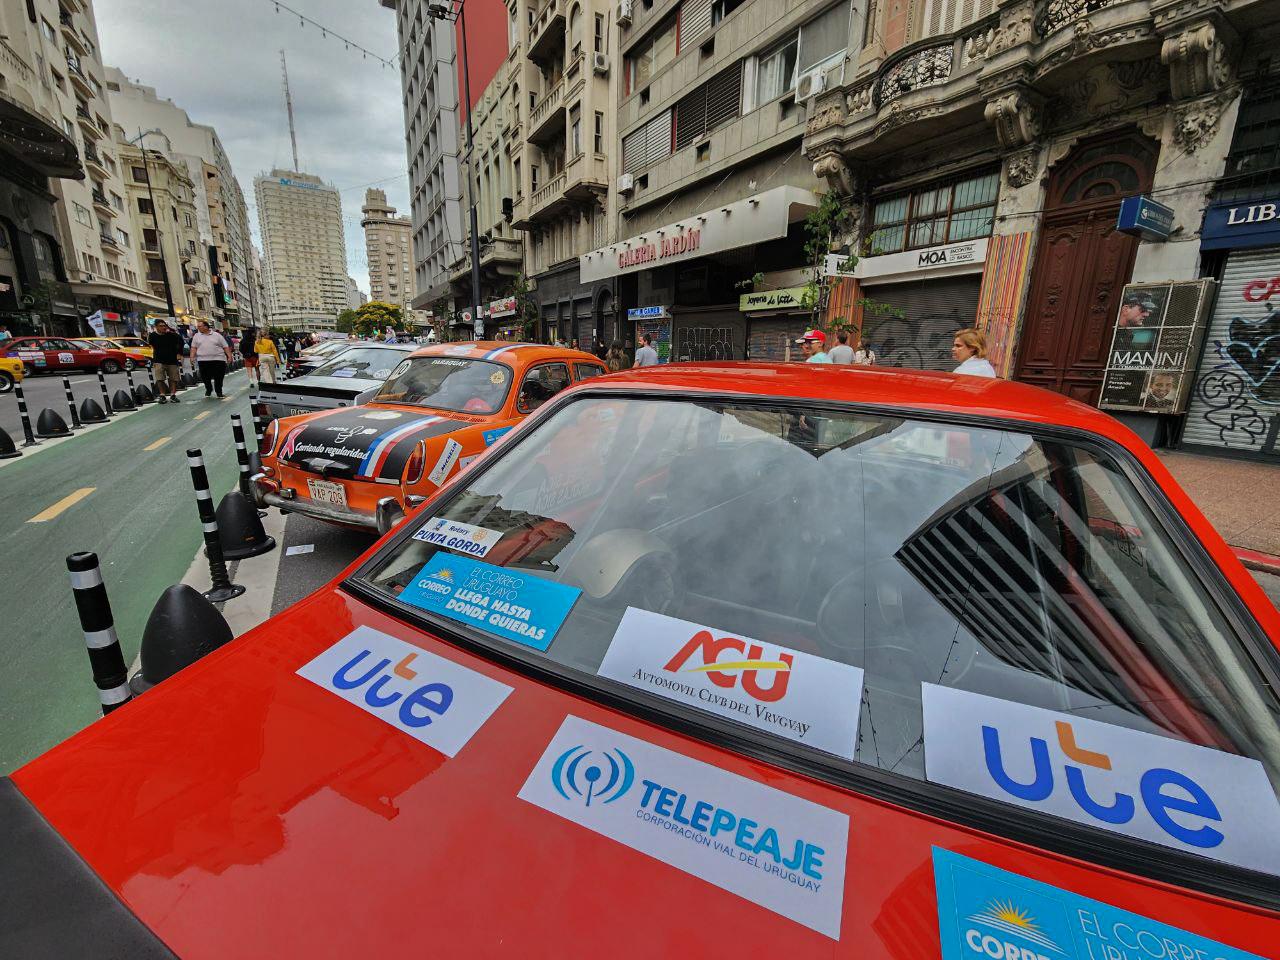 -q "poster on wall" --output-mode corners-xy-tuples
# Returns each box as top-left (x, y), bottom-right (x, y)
(1098, 280), (1214, 413)
(628, 306), (671, 362)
